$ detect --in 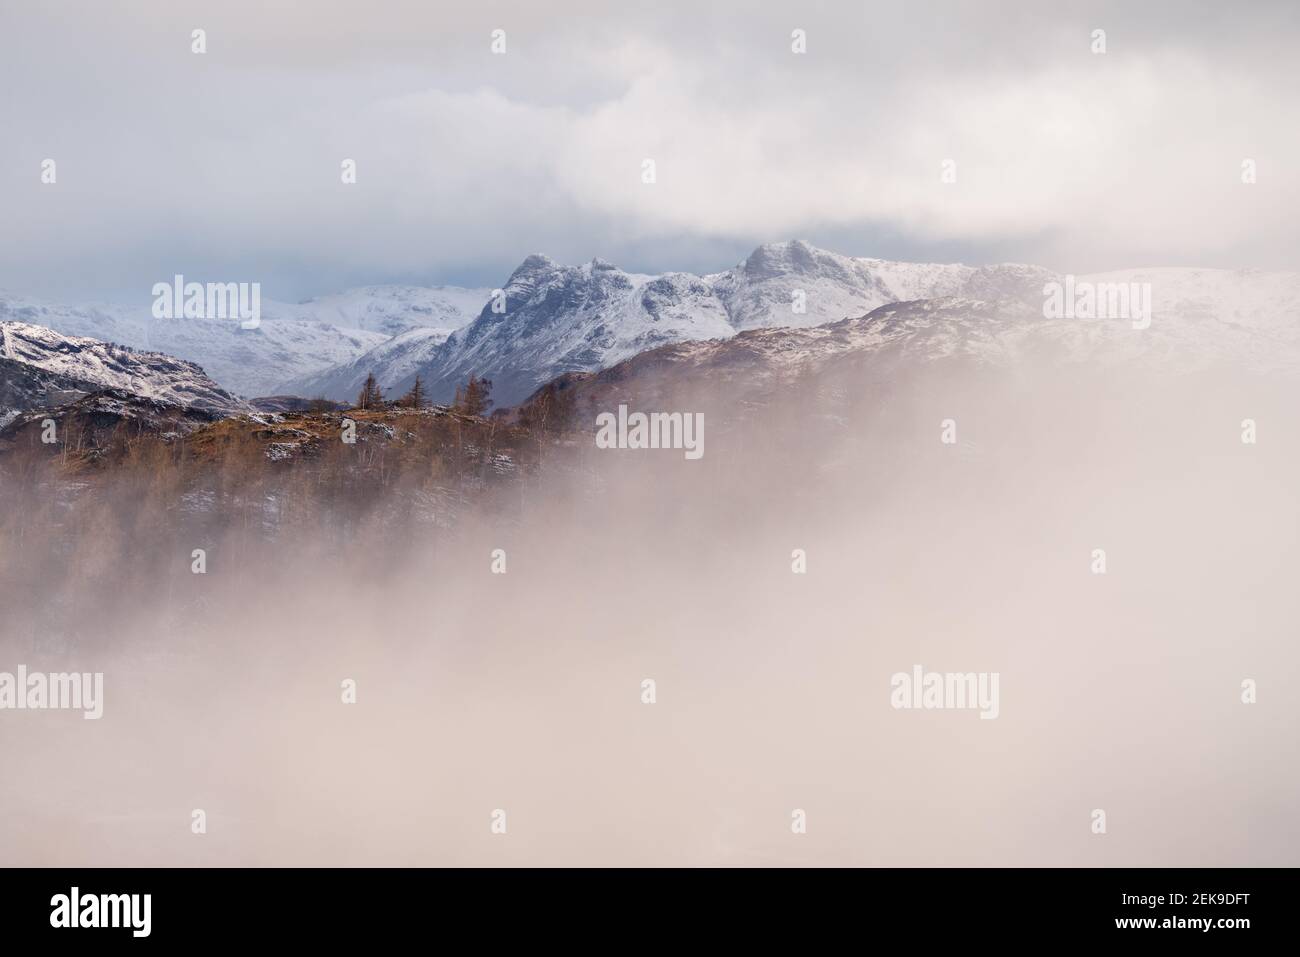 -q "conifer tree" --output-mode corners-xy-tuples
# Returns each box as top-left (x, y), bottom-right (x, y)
(458, 374), (493, 417)
(356, 372), (384, 410)
(401, 375), (426, 409)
